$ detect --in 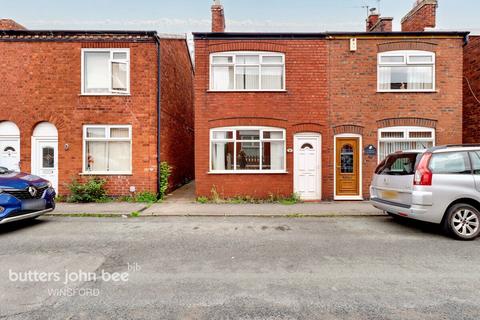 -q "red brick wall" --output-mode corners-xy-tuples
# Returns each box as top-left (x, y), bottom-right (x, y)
(0, 37), (194, 196)
(328, 37), (464, 199)
(160, 39), (195, 189)
(194, 39), (329, 199)
(0, 19), (26, 30)
(194, 36), (464, 200)
(463, 36), (480, 143)
(401, 0), (437, 32)
(211, 5), (226, 32)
